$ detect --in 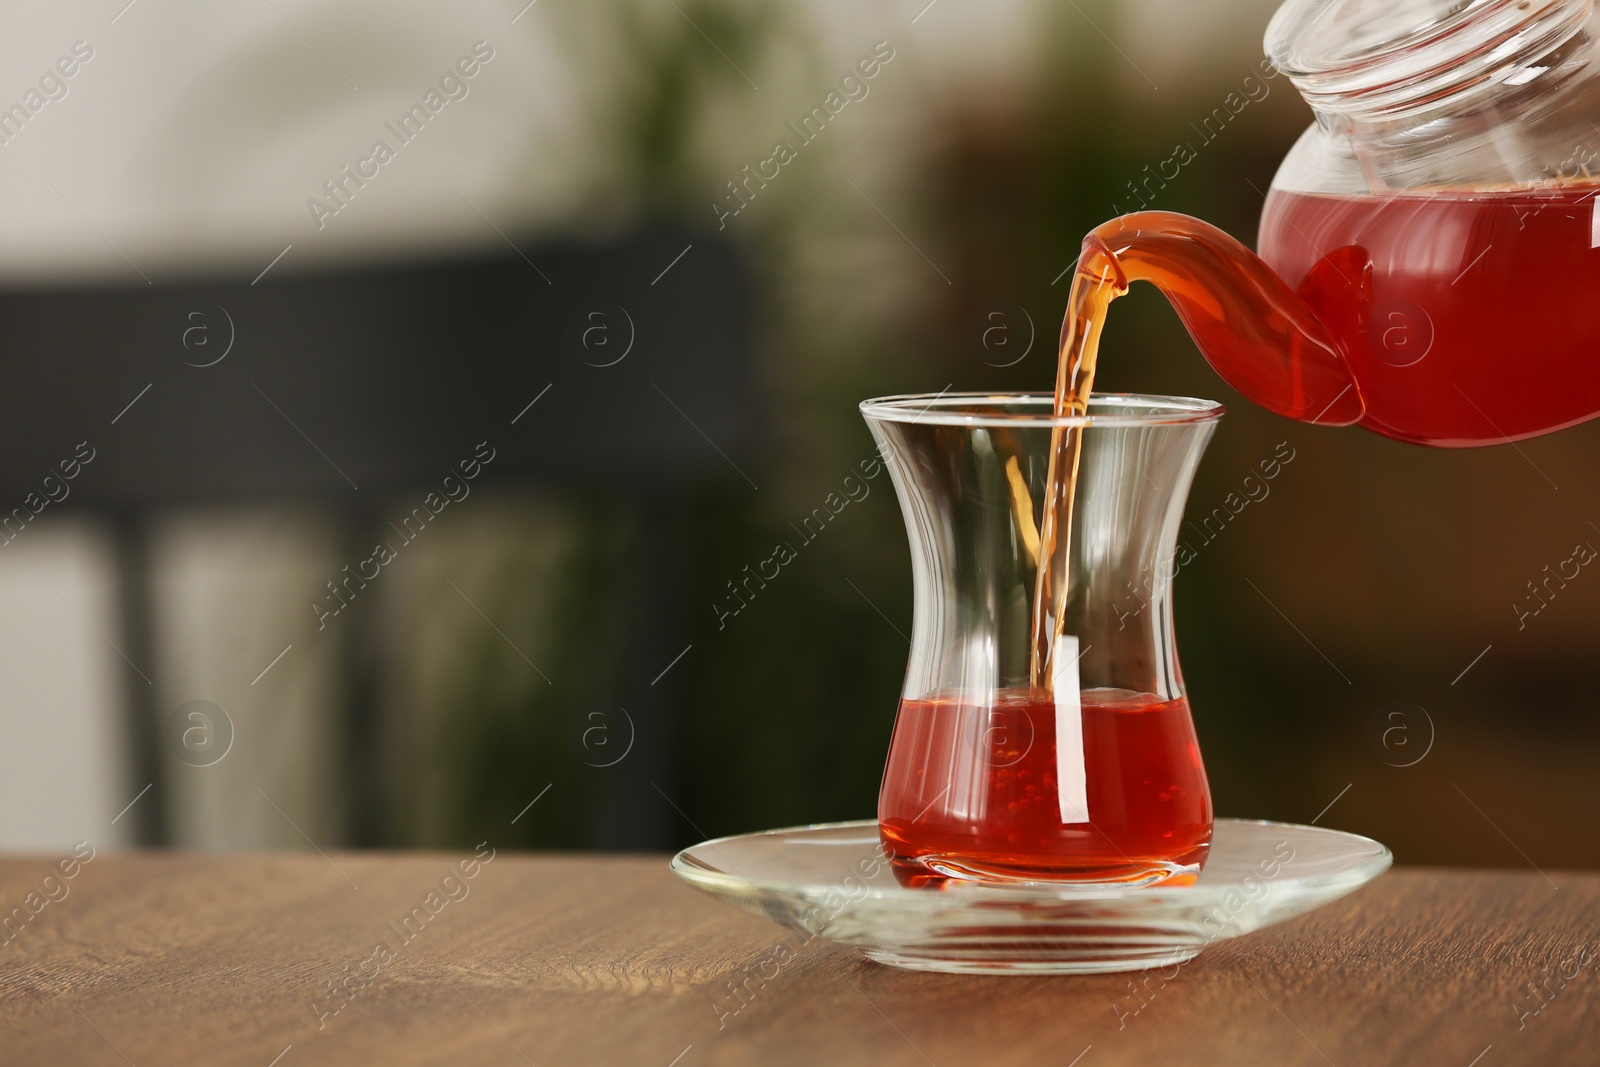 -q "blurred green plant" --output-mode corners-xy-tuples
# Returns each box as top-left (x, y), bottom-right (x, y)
(426, 500), (629, 849)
